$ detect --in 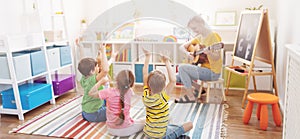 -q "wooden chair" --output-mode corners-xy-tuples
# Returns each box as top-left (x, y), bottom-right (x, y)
(198, 49), (226, 103)
(198, 78), (227, 103)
